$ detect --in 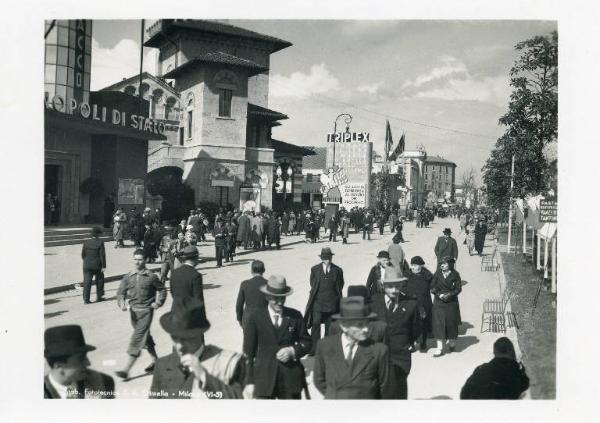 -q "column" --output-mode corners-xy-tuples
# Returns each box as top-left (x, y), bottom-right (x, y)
(543, 235), (549, 279)
(551, 237), (557, 294)
(537, 232), (542, 270)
